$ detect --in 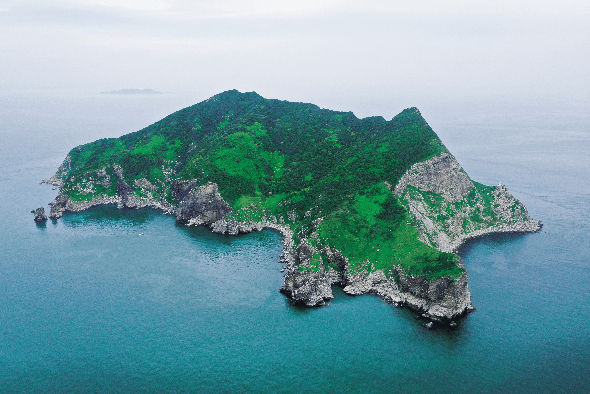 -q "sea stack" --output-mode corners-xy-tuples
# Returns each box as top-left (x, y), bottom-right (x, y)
(32, 207), (48, 222)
